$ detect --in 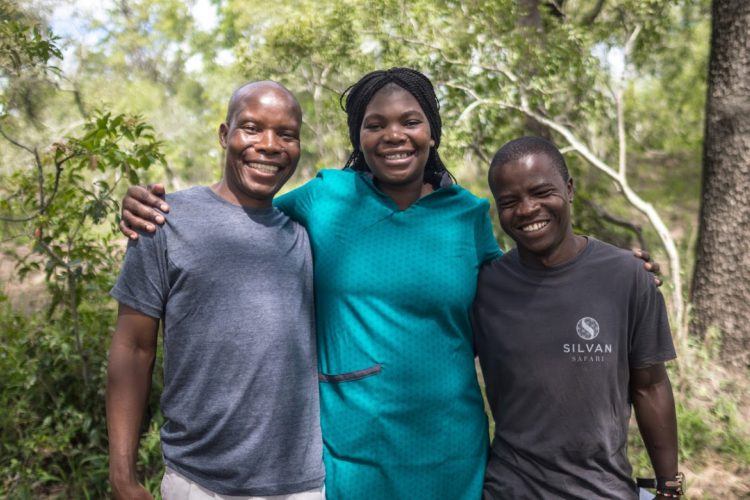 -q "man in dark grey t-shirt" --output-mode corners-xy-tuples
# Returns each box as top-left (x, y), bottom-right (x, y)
(106, 82), (324, 499)
(473, 137), (682, 499)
